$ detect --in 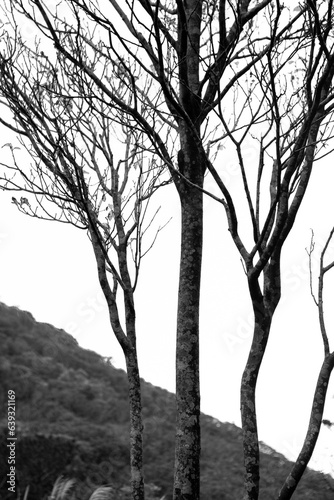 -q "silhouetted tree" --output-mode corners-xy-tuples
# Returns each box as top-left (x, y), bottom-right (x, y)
(0, 11), (168, 495)
(1, 2), (334, 500)
(203, 4), (334, 498)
